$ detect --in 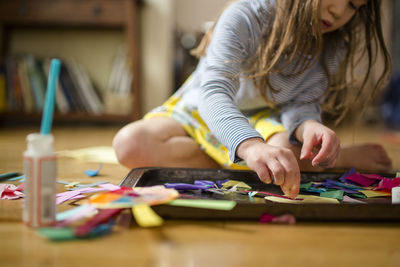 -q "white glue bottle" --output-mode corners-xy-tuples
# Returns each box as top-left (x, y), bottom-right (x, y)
(23, 133), (57, 227)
